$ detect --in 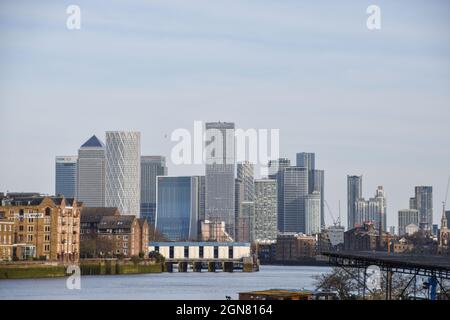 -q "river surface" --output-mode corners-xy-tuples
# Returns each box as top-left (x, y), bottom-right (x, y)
(0, 265), (330, 300)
